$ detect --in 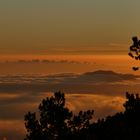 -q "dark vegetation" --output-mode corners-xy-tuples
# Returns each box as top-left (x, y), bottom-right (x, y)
(24, 91), (140, 140)
(128, 36), (140, 71)
(24, 91), (93, 140)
